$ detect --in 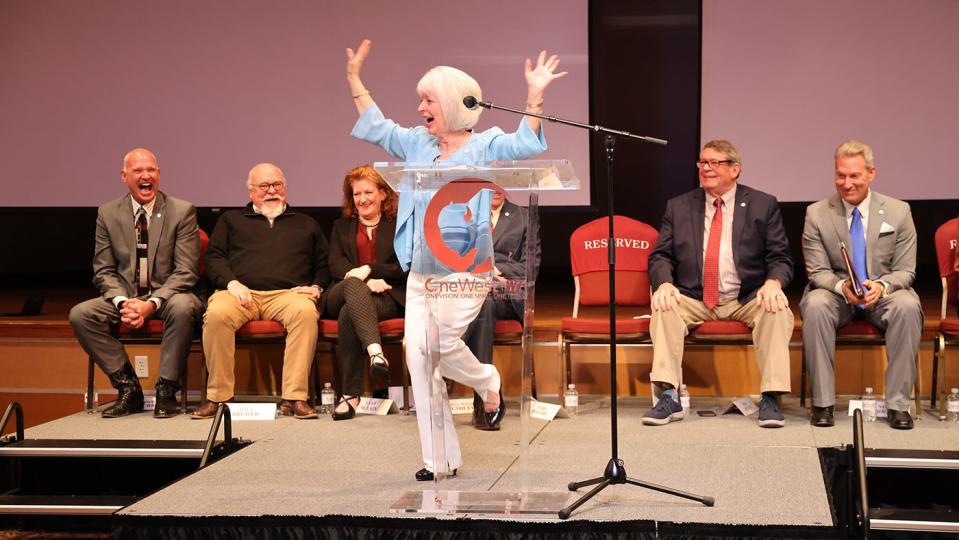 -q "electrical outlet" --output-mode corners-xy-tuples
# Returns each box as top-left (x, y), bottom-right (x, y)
(134, 355), (149, 378)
